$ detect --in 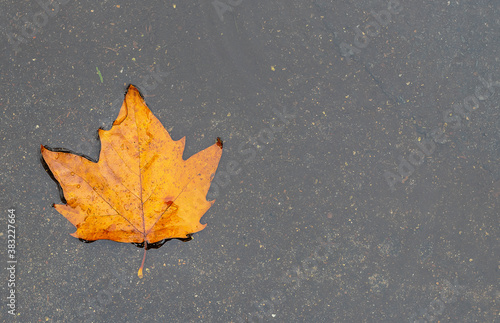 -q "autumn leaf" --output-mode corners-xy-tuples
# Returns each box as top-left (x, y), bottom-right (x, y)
(41, 85), (223, 278)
